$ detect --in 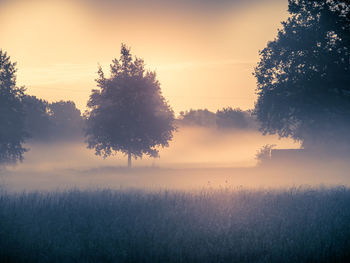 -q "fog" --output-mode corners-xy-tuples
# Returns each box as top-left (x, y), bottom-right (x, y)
(1, 126), (349, 192)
